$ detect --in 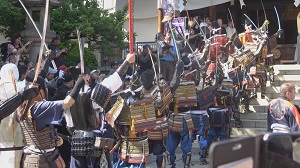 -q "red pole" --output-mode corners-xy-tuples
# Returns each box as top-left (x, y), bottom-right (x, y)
(128, 0), (134, 54)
